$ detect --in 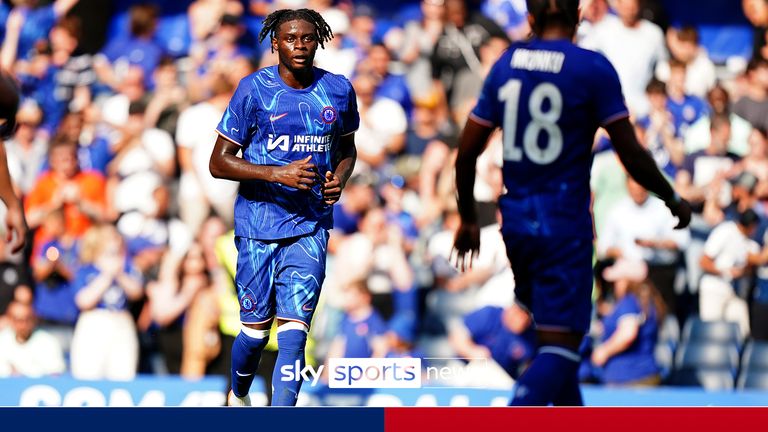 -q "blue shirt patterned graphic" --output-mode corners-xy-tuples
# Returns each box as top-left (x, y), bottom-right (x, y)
(216, 66), (359, 240)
